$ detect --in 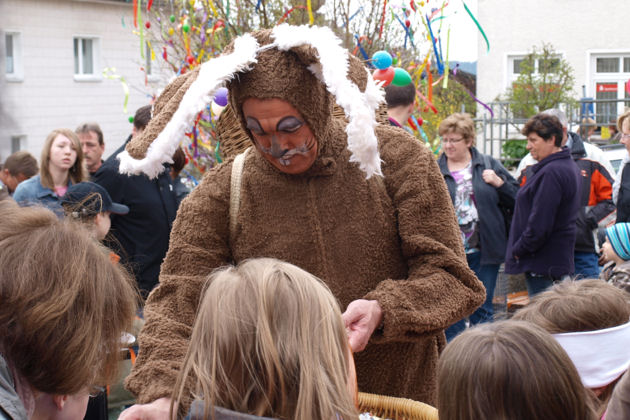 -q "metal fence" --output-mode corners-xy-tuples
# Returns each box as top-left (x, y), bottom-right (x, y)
(475, 98), (630, 168)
